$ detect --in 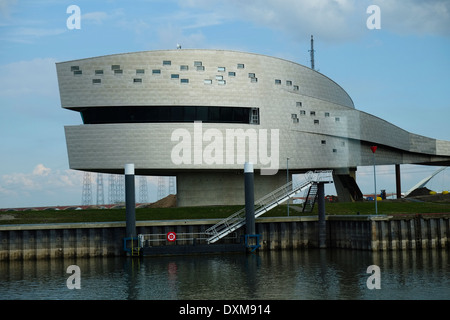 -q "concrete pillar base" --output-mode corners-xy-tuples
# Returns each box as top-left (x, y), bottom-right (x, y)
(176, 170), (286, 207)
